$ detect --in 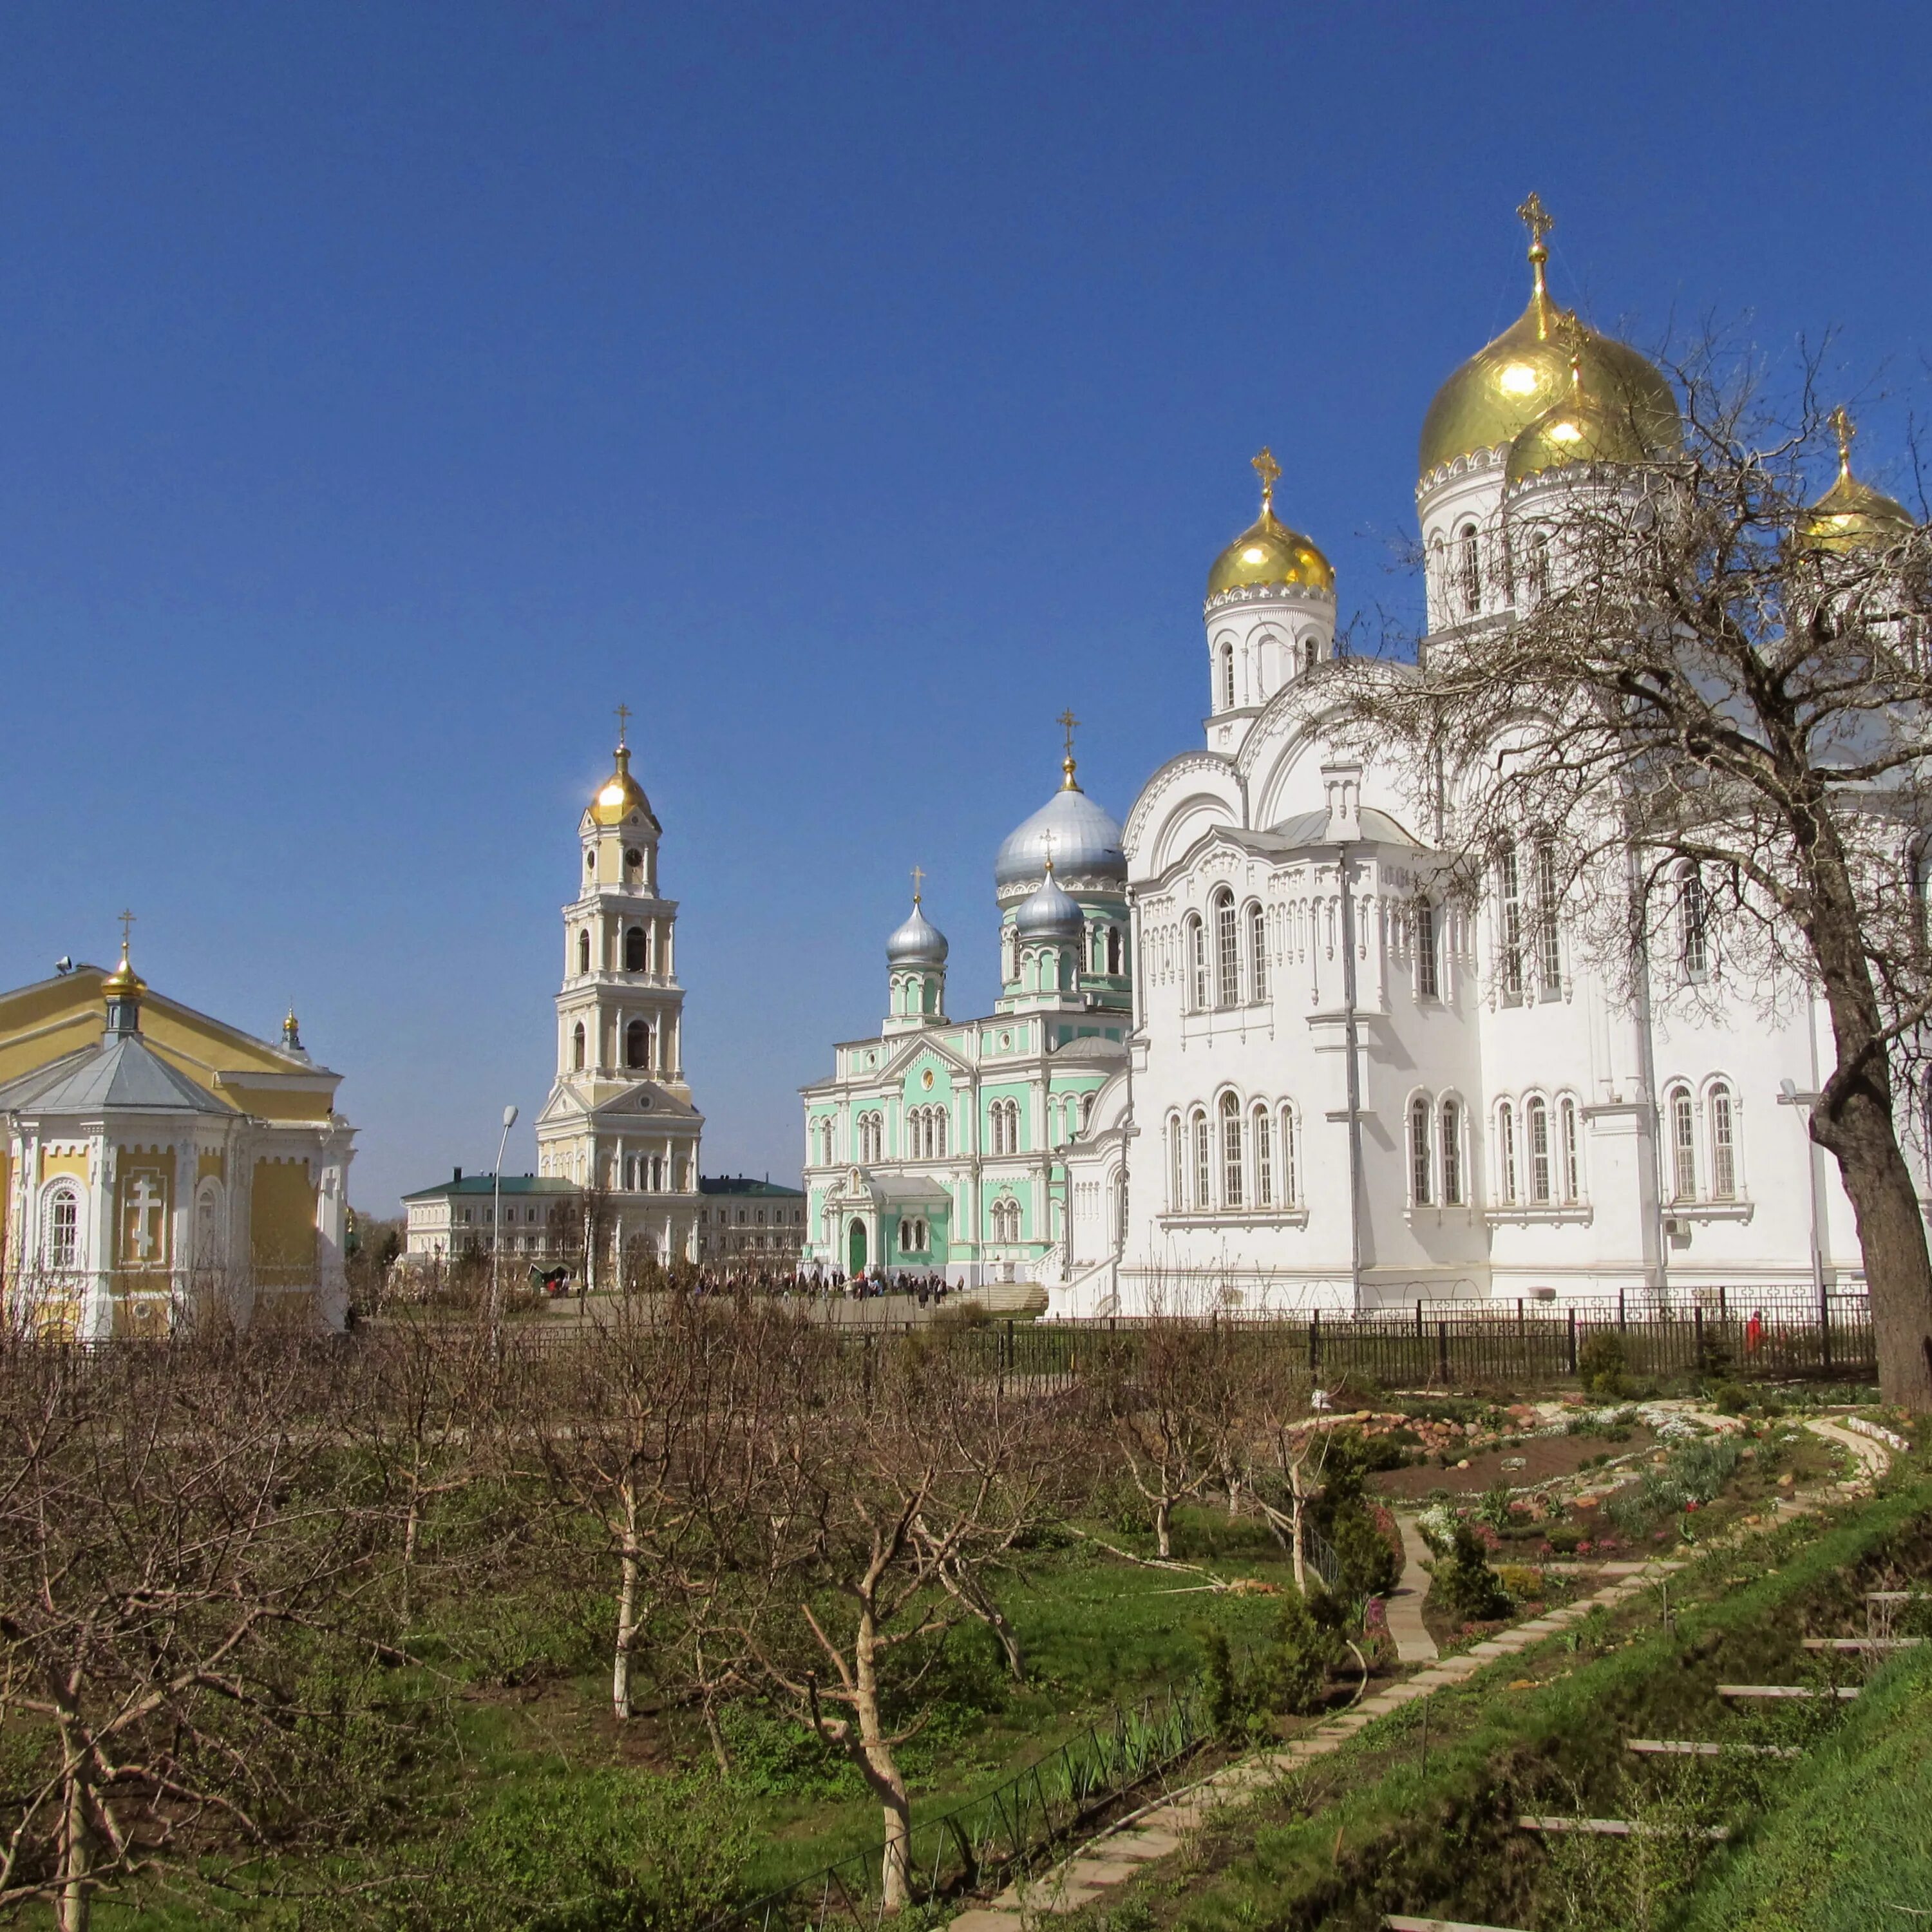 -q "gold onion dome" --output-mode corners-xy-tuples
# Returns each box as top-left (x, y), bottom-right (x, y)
(1506, 332), (1659, 484)
(100, 939), (146, 1000)
(1419, 193), (1680, 482)
(590, 737), (655, 828)
(1206, 448), (1335, 600)
(1795, 408), (1917, 555)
